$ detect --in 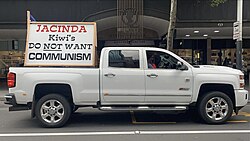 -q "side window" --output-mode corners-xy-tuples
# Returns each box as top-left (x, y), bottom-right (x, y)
(146, 51), (178, 69)
(109, 50), (140, 68)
